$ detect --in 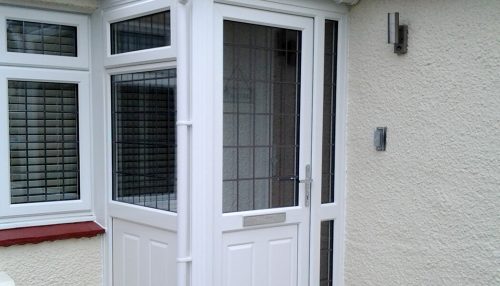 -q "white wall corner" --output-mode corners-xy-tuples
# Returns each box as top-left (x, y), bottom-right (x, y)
(0, 272), (15, 286)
